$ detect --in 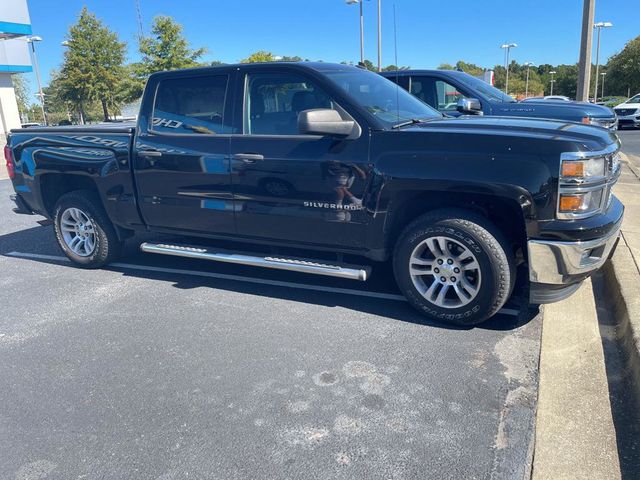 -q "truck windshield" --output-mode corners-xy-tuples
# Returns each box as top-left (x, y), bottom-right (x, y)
(323, 68), (442, 128)
(457, 74), (516, 103)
